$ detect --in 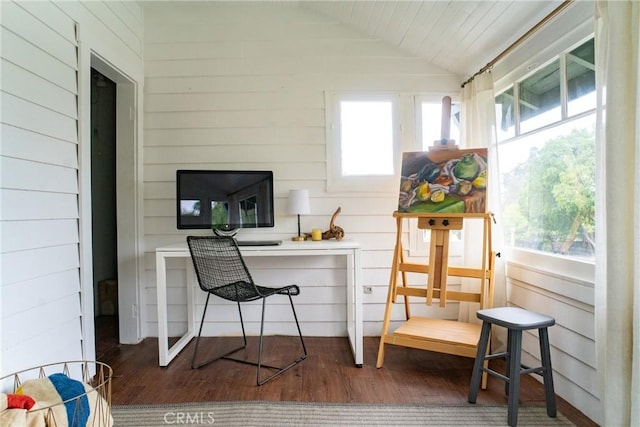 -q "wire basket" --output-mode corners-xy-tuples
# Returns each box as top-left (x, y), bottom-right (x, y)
(0, 360), (112, 427)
